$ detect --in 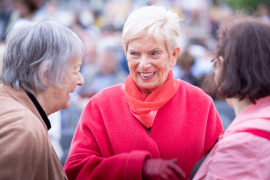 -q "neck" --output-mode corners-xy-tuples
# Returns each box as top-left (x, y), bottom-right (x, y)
(34, 91), (55, 116)
(144, 90), (152, 96)
(228, 97), (252, 116)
